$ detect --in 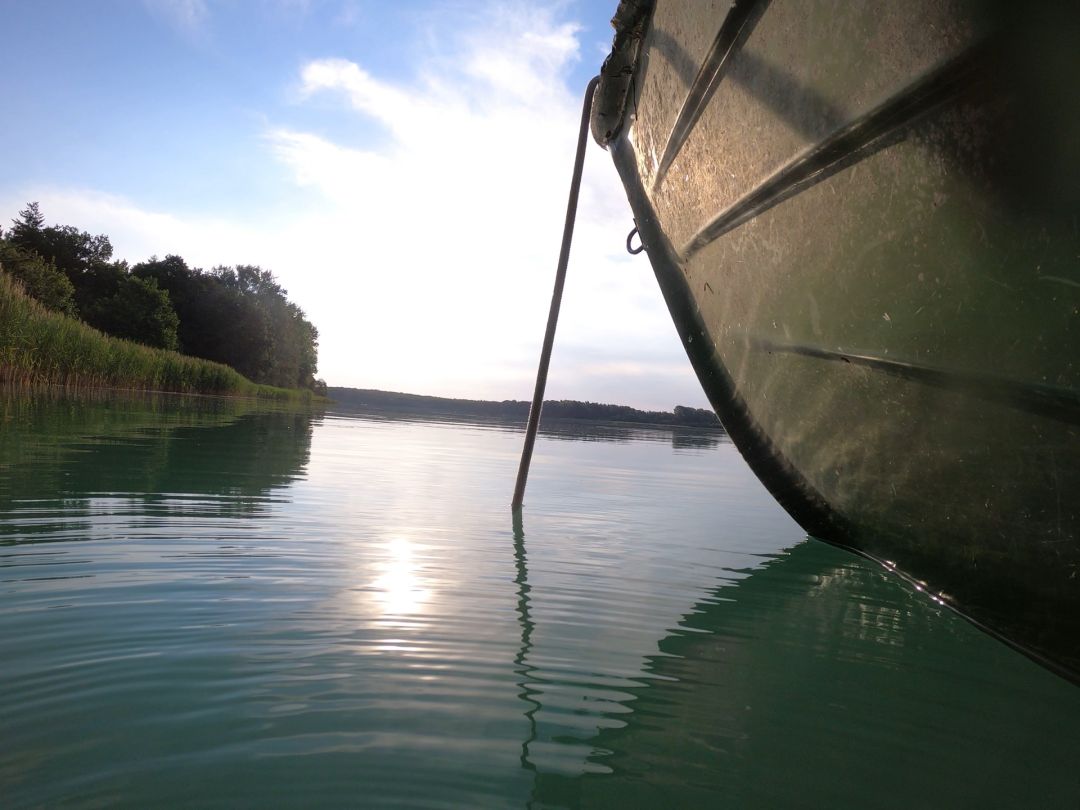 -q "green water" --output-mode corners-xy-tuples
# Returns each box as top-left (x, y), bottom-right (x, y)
(2, 391), (1078, 808)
